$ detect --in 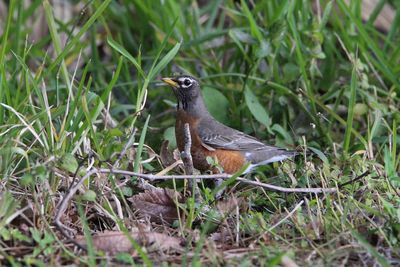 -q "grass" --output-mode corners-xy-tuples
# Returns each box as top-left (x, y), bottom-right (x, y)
(0, 0), (399, 265)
